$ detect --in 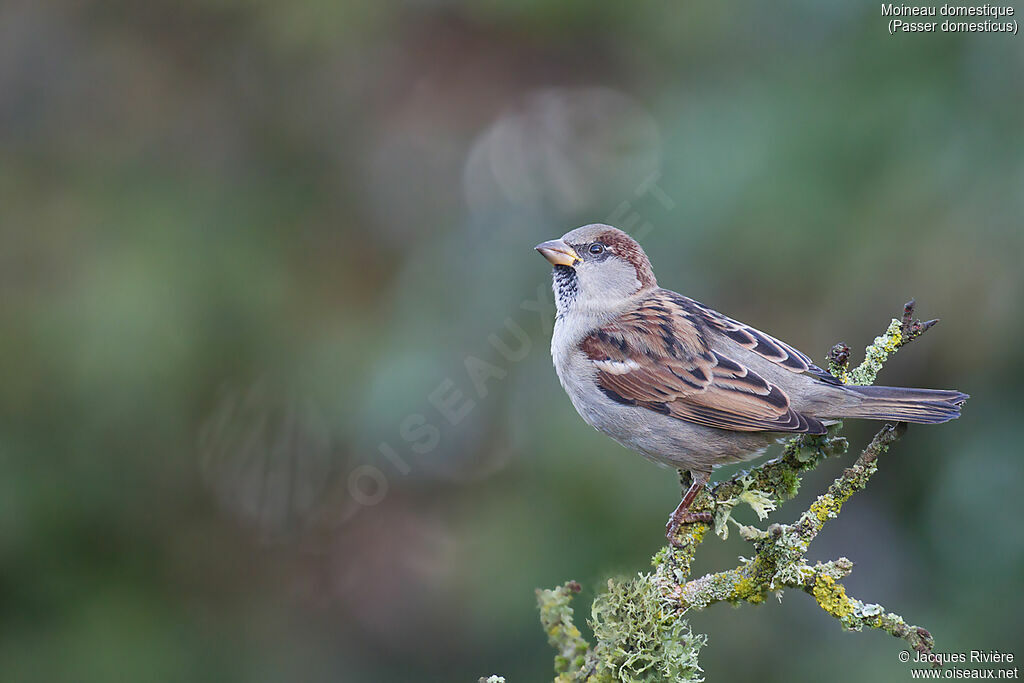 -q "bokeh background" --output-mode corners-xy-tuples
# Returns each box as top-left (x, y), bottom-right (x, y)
(3, 1), (1022, 681)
